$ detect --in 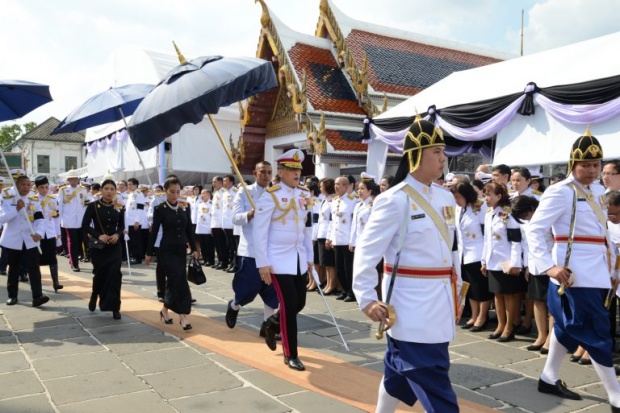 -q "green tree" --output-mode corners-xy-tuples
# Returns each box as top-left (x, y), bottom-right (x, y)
(0, 122), (37, 150)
